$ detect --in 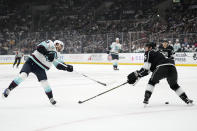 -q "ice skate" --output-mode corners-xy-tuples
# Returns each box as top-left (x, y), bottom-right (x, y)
(2, 88), (10, 98)
(143, 100), (149, 108)
(50, 98), (57, 105)
(113, 66), (119, 70)
(185, 98), (194, 106)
